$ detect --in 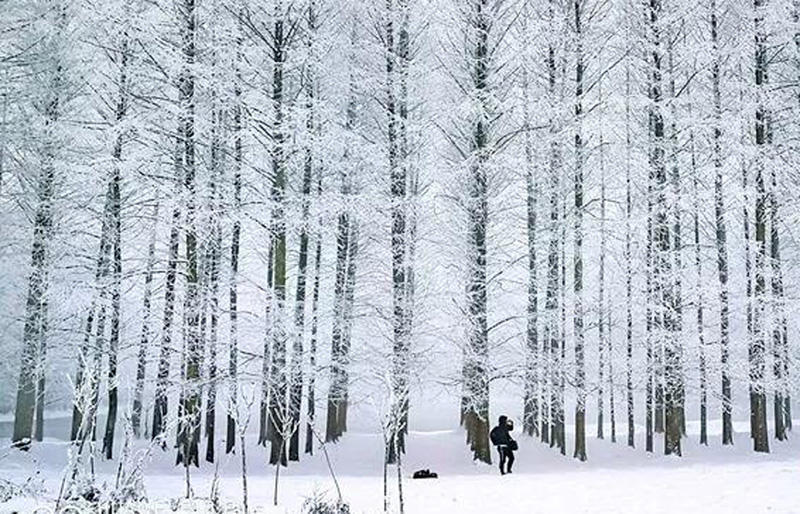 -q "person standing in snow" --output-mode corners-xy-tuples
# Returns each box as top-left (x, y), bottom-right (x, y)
(490, 415), (517, 475)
